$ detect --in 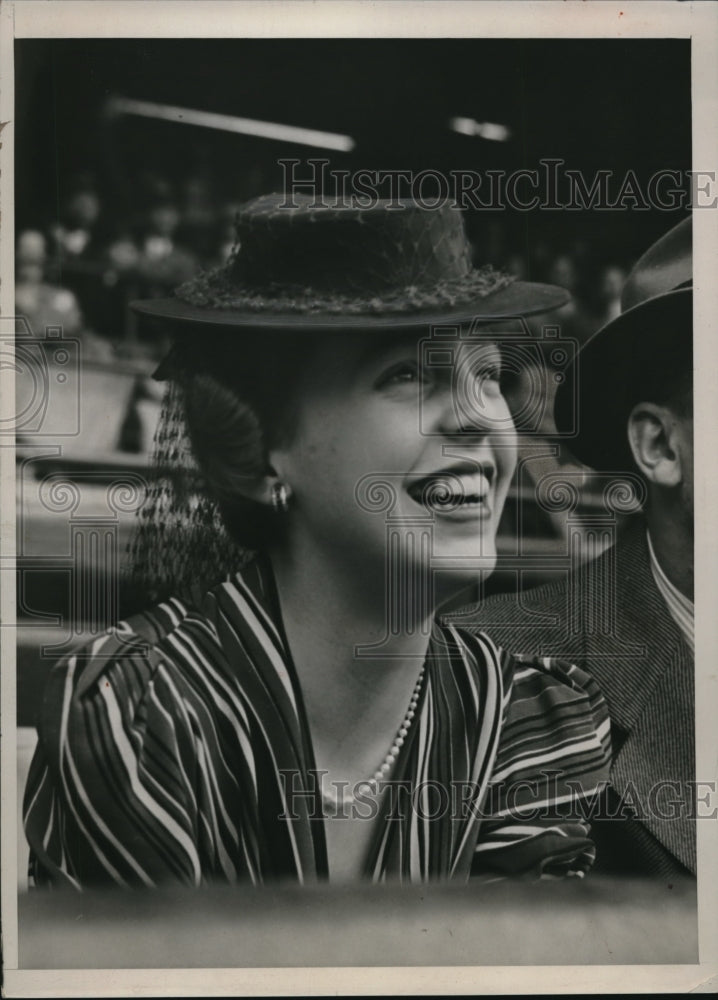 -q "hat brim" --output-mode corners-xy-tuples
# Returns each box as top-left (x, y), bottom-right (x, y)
(555, 287), (692, 471)
(131, 281), (569, 332)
